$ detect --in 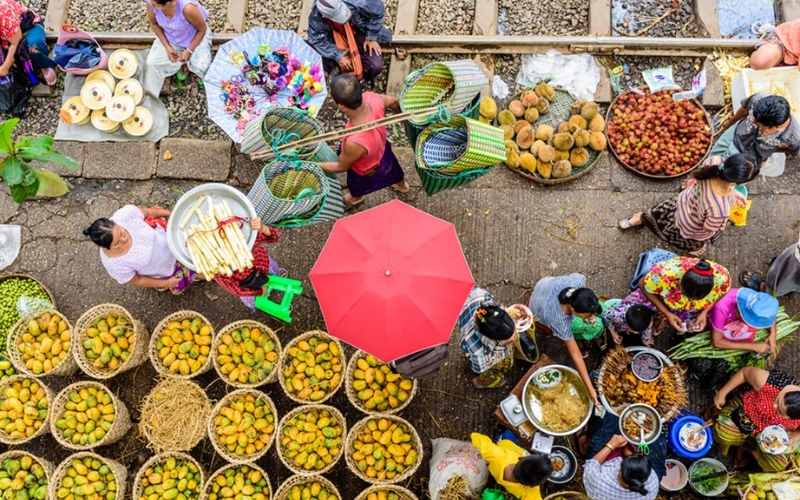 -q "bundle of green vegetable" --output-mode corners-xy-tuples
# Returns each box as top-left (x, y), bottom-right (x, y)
(690, 460), (726, 495)
(668, 308), (799, 373)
